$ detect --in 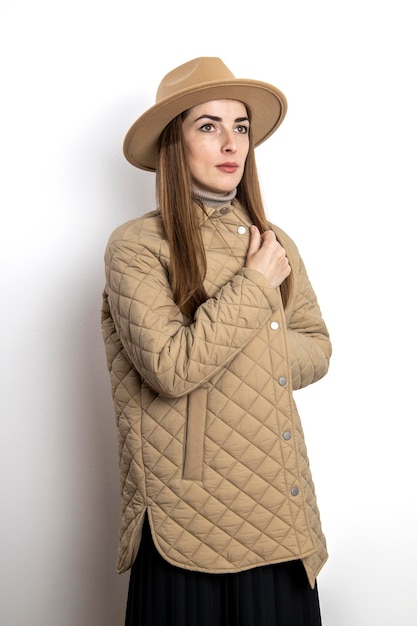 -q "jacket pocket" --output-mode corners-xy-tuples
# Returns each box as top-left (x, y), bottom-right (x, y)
(183, 385), (208, 480)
